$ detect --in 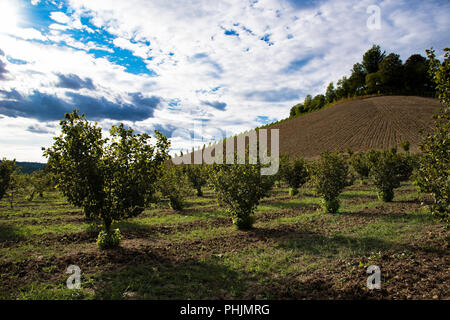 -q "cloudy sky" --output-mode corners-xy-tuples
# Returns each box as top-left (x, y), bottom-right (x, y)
(0, 0), (448, 162)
